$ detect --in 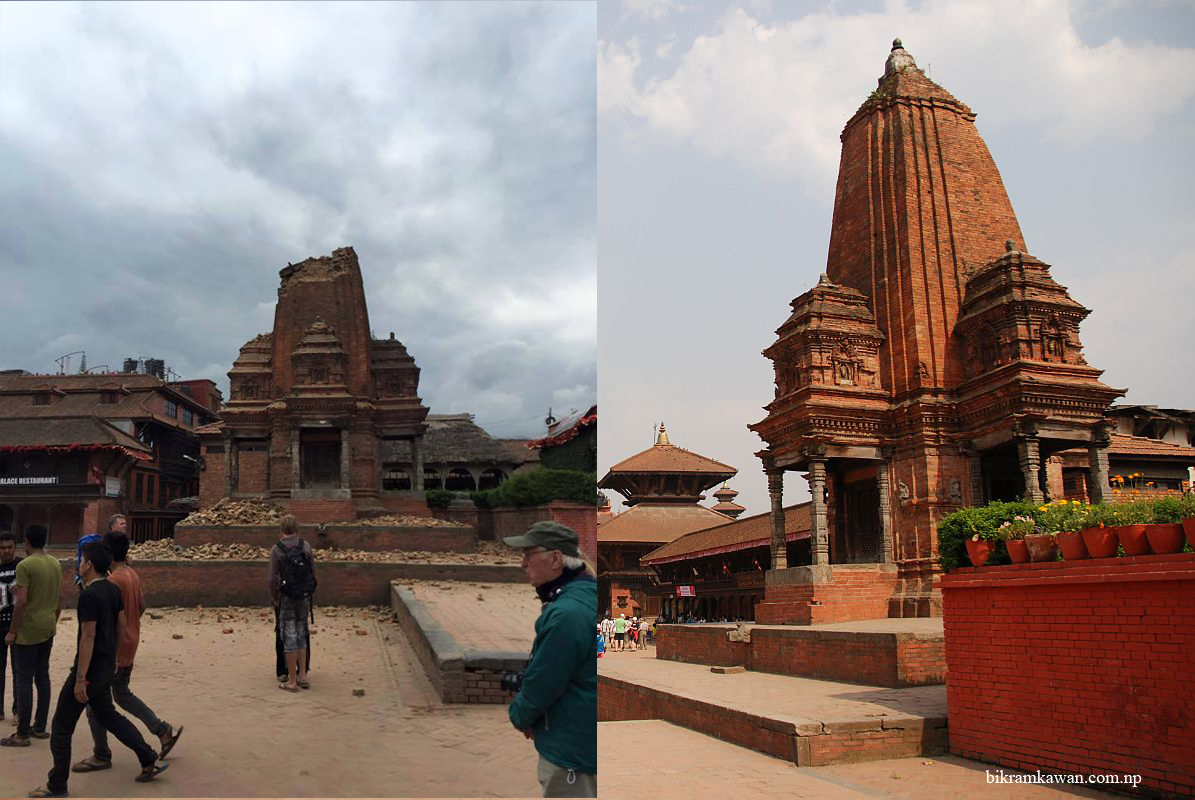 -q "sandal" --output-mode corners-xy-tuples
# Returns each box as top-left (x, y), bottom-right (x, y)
(71, 757), (112, 773)
(297, 679), (310, 690)
(278, 683), (299, 693)
(27, 786), (68, 798)
(135, 763), (169, 783)
(1, 733), (31, 747)
(158, 725), (183, 759)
